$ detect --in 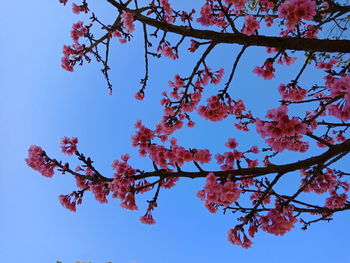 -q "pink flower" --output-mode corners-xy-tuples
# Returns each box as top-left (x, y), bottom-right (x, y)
(134, 91), (145, 101)
(225, 138), (238, 149)
(90, 183), (109, 203)
(241, 15), (260, 36)
(253, 59), (275, 80)
(256, 106), (308, 152)
(70, 21), (88, 43)
(325, 191), (348, 209)
(259, 202), (297, 236)
(120, 193), (138, 210)
(59, 194), (78, 212)
(264, 15), (274, 27)
(278, 0), (316, 30)
(225, 0), (248, 12)
(140, 211), (156, 224)
(317, 58), (337, 70)
(25, 145), (55, 178)
(227, 227), (253, 248)
(158, 43), (178, 60)
(301, 169), (337, 194)
(160, 0), (174, 23)
(197, 95), (230, 122)
(60, 136), (78, 155)
(279, 84), (306, 102)
(121, 11), (135, 33)
(198, 173), (241, 212)
(193, 149), (211, 164)
(72, 3), (89, 14)
(196, 3), (215, 26)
